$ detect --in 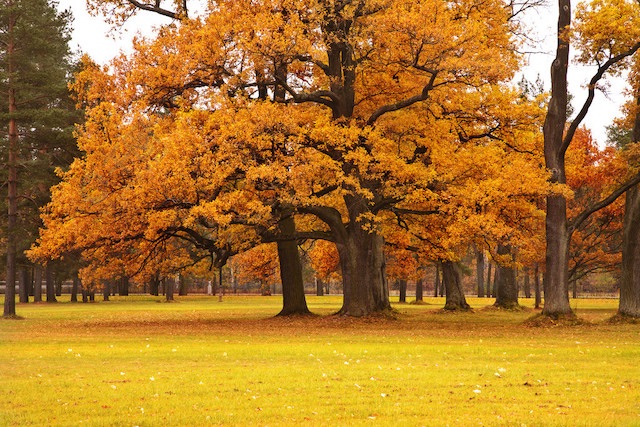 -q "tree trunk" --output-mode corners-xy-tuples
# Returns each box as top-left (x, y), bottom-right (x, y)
(534, 264), (542, 309)
(523, 269), (531, 299)
(415, 278), (424, 303)
(119, 277), (130, 296)
(476, 247), (485, 297)
(316, 277), (324, 296)
(619, 185), (640, 317)
(71, 275), (79, 302)
(45, 263), (56, 303)
(33, 265), (42, 303)
(494, 245), (520, 309)
(541, 0), (574, 319)
(492, 265), (499, 298)
(165, 278), (174, 301)
(486, 262), (493, 297)
(178, 275), (188, 296)
(276, 214), (310, 316)
(442, 261), (470, 311)
(103, 282), (111, 301)
(18, 267), (29, 303)
(434, 263), (441, 297)
(336, 229), (390, 316)
(398, 279), (407, 303)
(4, 26), (18, 317)
(150, 274), (159, 296)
